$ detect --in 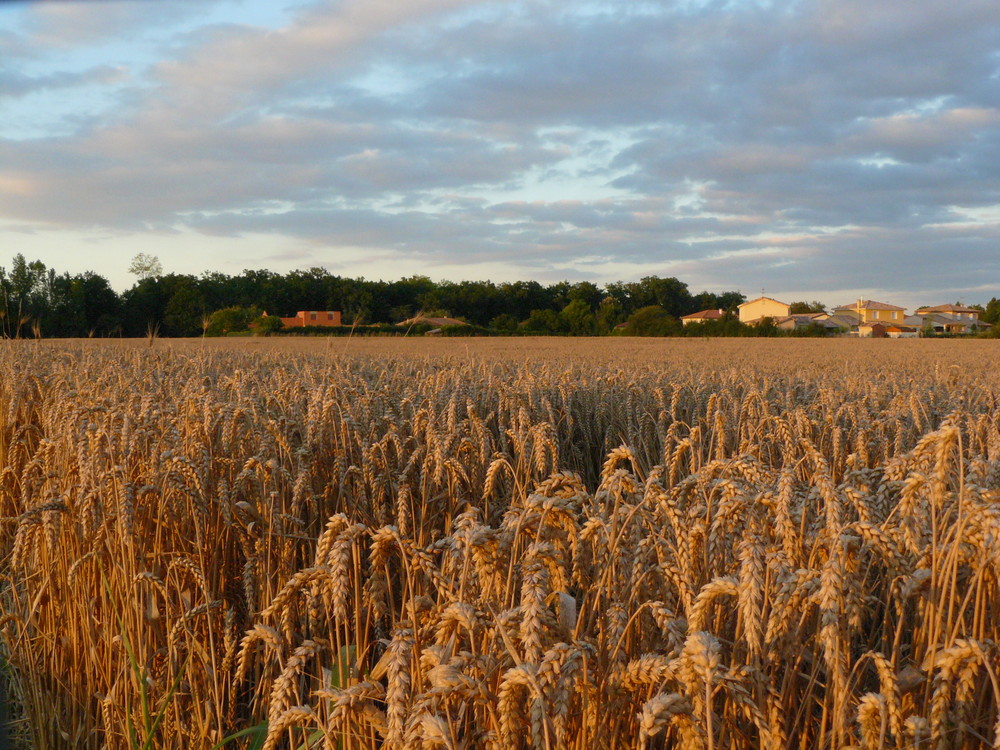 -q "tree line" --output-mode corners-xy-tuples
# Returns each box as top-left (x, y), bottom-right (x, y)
(3, 253), (998, 338)
(0, 254), (750, 338)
